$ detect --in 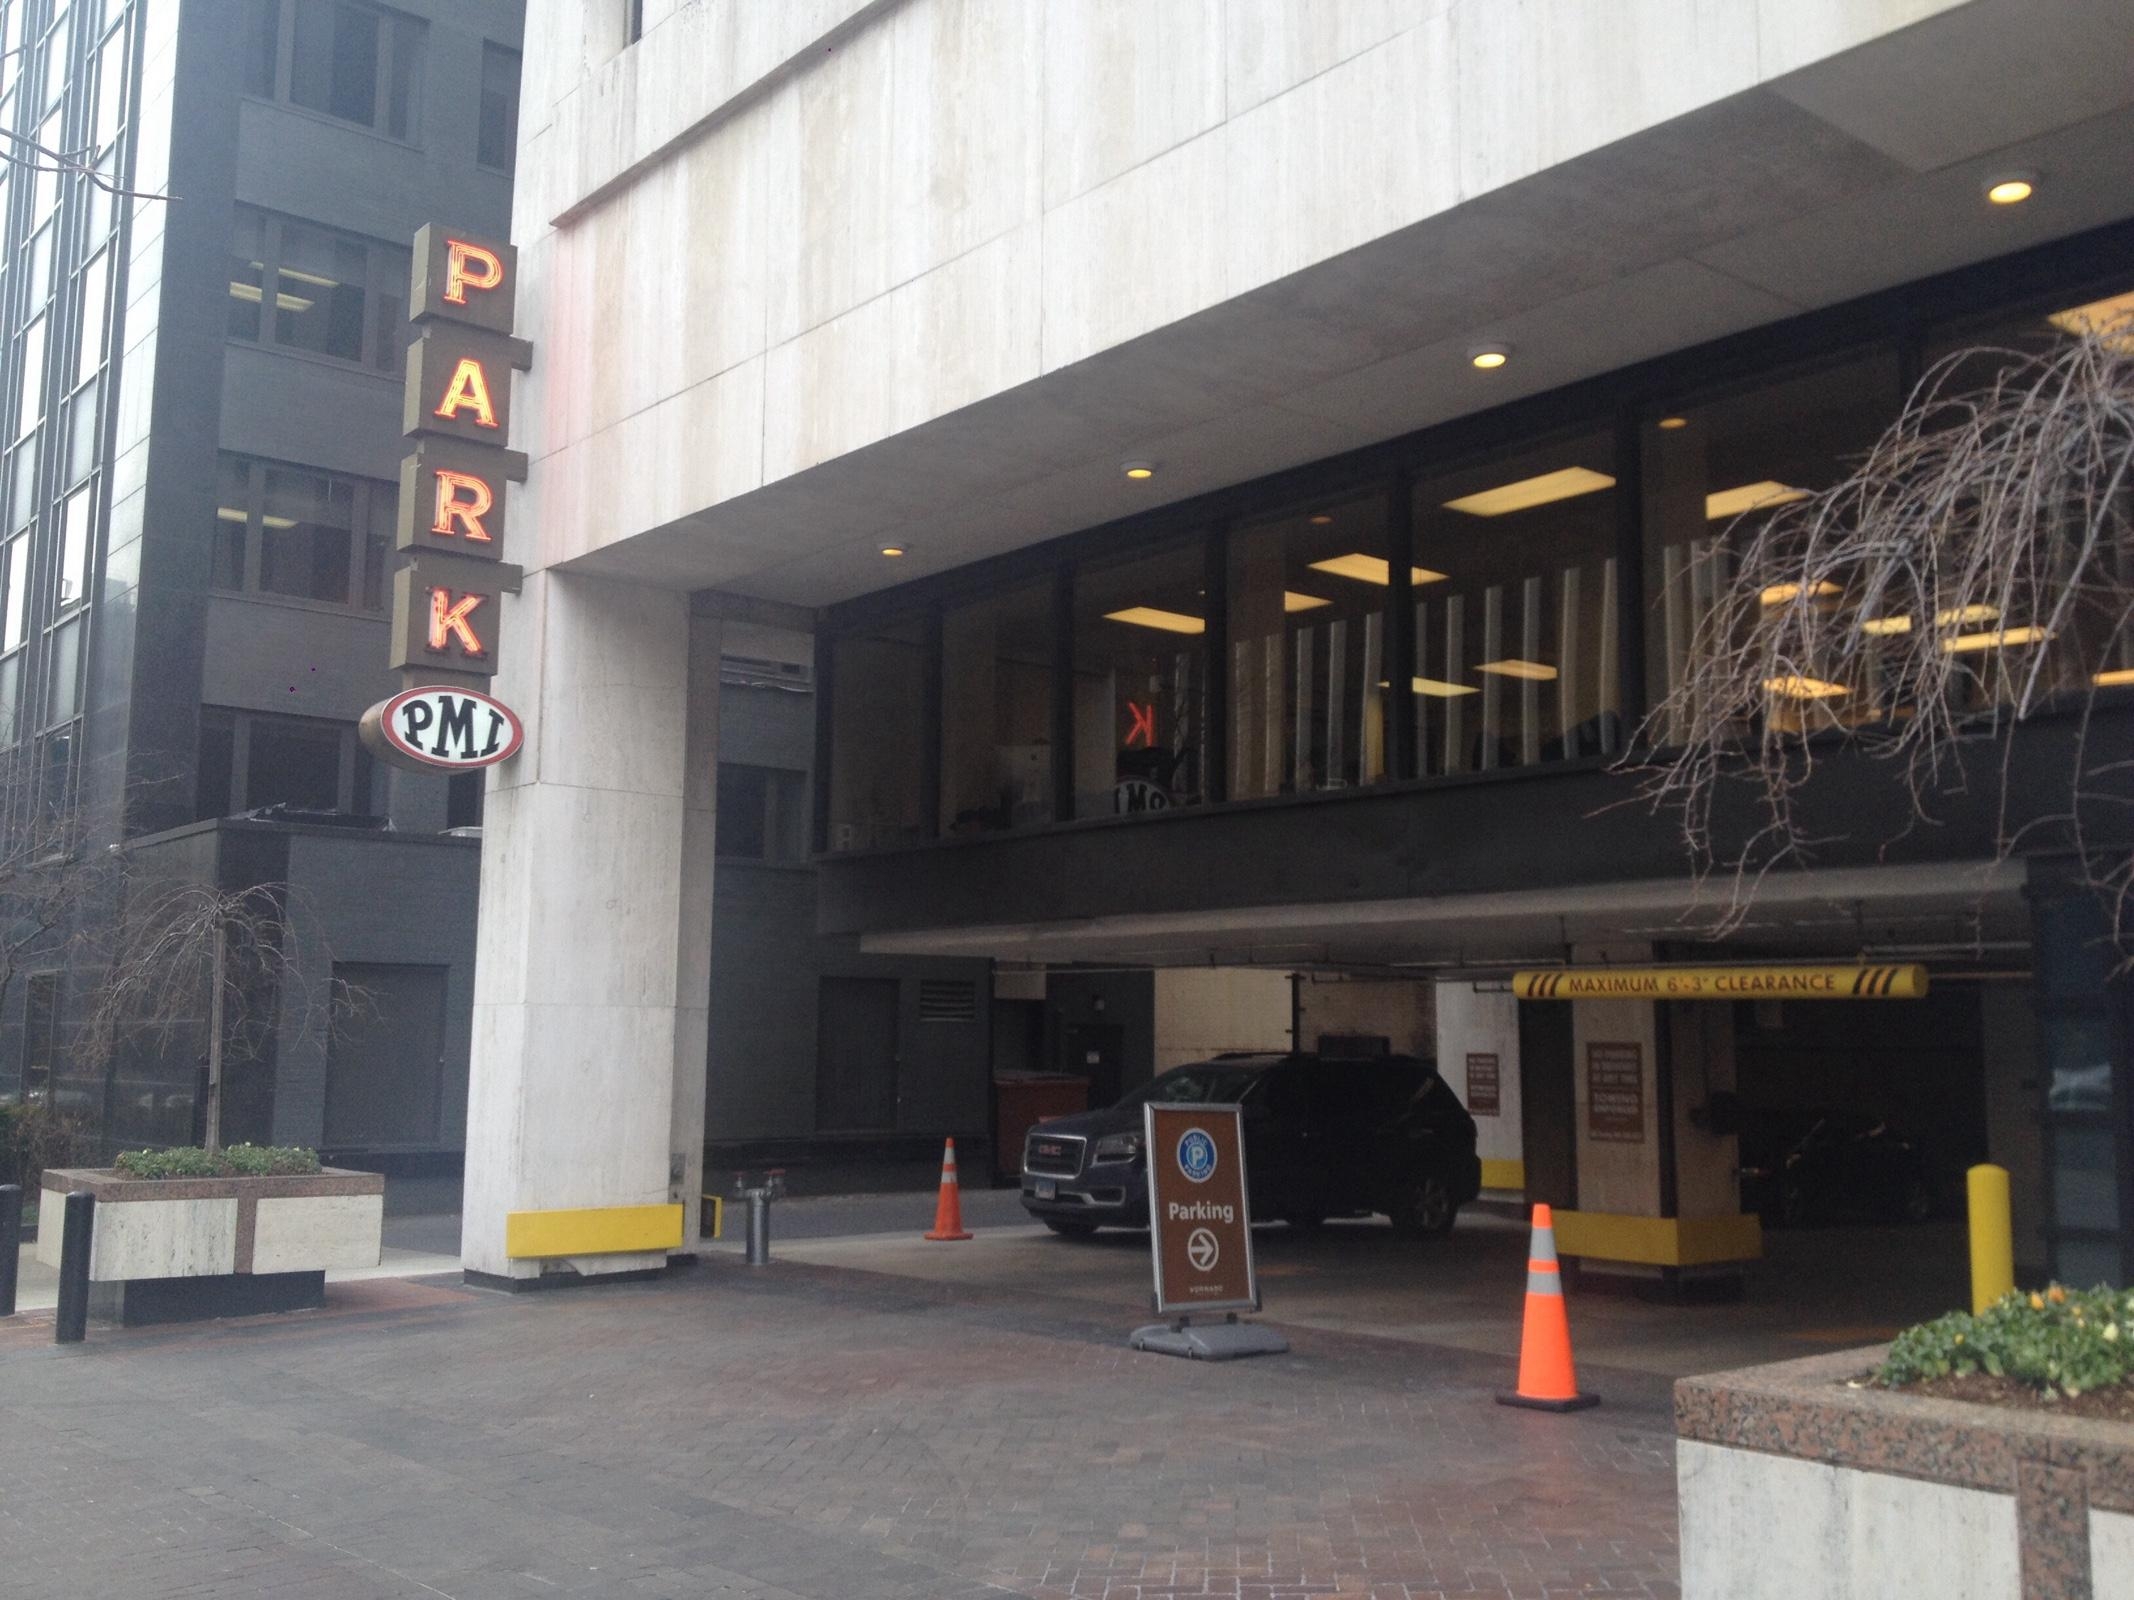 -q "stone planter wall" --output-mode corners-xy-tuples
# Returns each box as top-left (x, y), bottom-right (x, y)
(1677, 1346), (2134, 1600)
(34, 1167), (384, 1323)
